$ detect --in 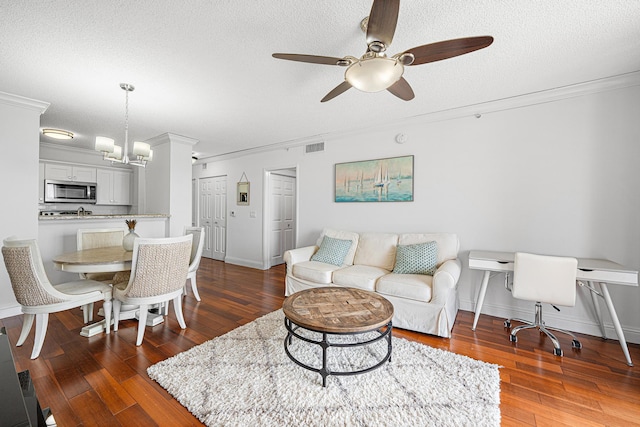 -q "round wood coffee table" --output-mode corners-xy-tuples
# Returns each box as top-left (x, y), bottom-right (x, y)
(282, 287), (394, 387)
